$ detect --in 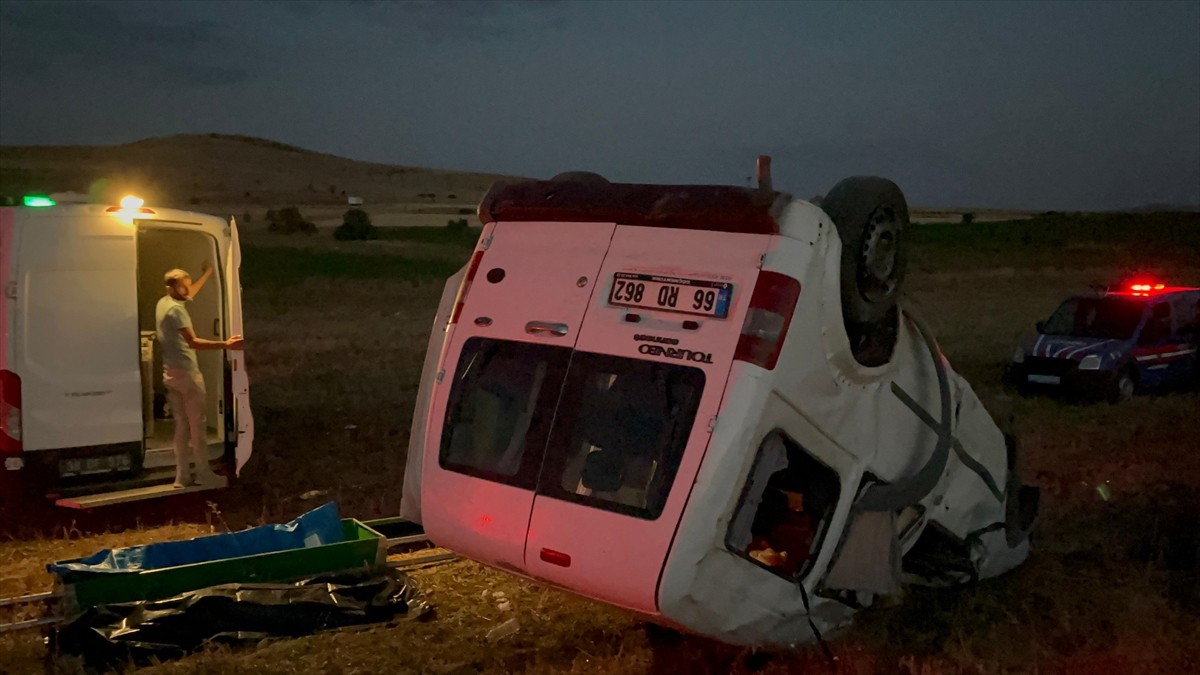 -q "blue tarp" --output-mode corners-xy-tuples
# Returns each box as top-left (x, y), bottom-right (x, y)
(48, 502), (344, 576)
